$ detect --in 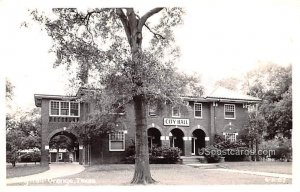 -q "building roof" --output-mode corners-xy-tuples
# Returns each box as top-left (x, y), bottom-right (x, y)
(205, 87), (261, 102)
(34, 87), (261, 107)
(34, 94), (78, 107)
